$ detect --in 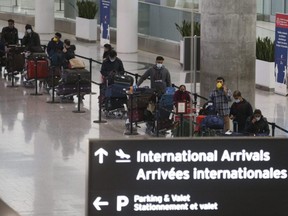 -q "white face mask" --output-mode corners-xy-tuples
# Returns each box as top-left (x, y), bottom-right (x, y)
(26, 29), (32, 34)
(255, 117), (261, 121)
(235, 99), (240, 103)
(156, 63), (162, 69)
(109, 57), (116, 62)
